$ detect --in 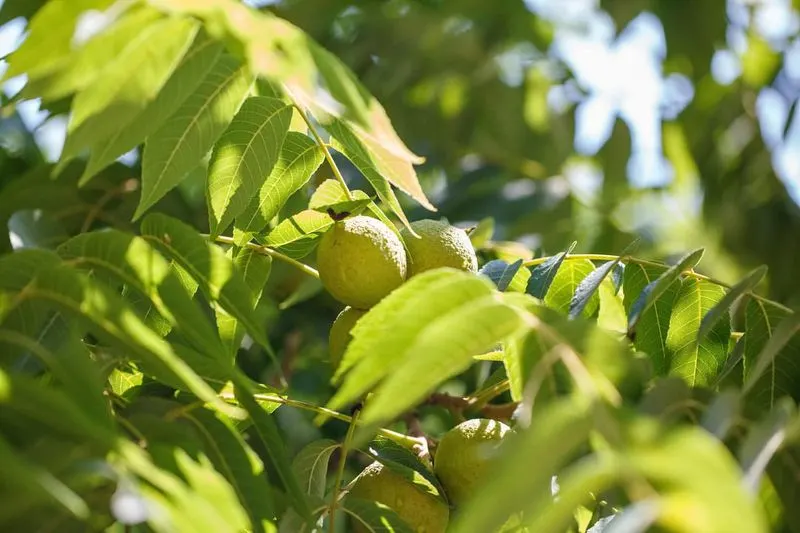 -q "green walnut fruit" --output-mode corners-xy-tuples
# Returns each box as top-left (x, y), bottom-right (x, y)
(328, 306), (366, 368)
(349, 461), (449, 533)
(317, 216), (407, 309)
(401, 219), (478, 276)
(433, 418), (510, 506)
